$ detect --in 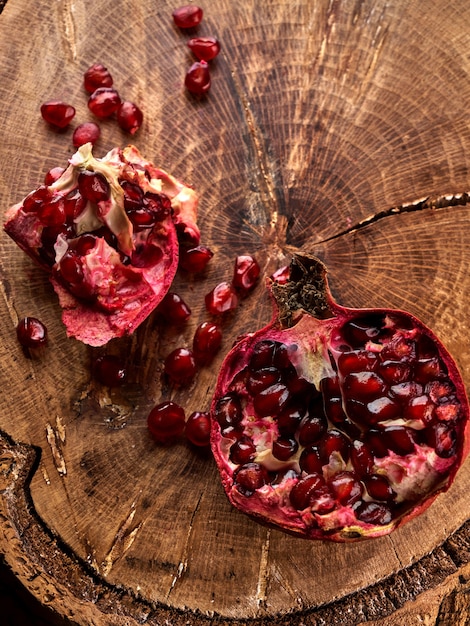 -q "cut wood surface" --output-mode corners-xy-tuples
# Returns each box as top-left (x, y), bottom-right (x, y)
(0, 0), (469, 624)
